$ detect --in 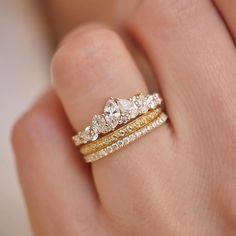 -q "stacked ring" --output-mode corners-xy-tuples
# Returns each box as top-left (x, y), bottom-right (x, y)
(72, 93), (167, 163)
(72, 93), (162, 145)
(84, 112), (167, 163)
(80, 108), (161, 156)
